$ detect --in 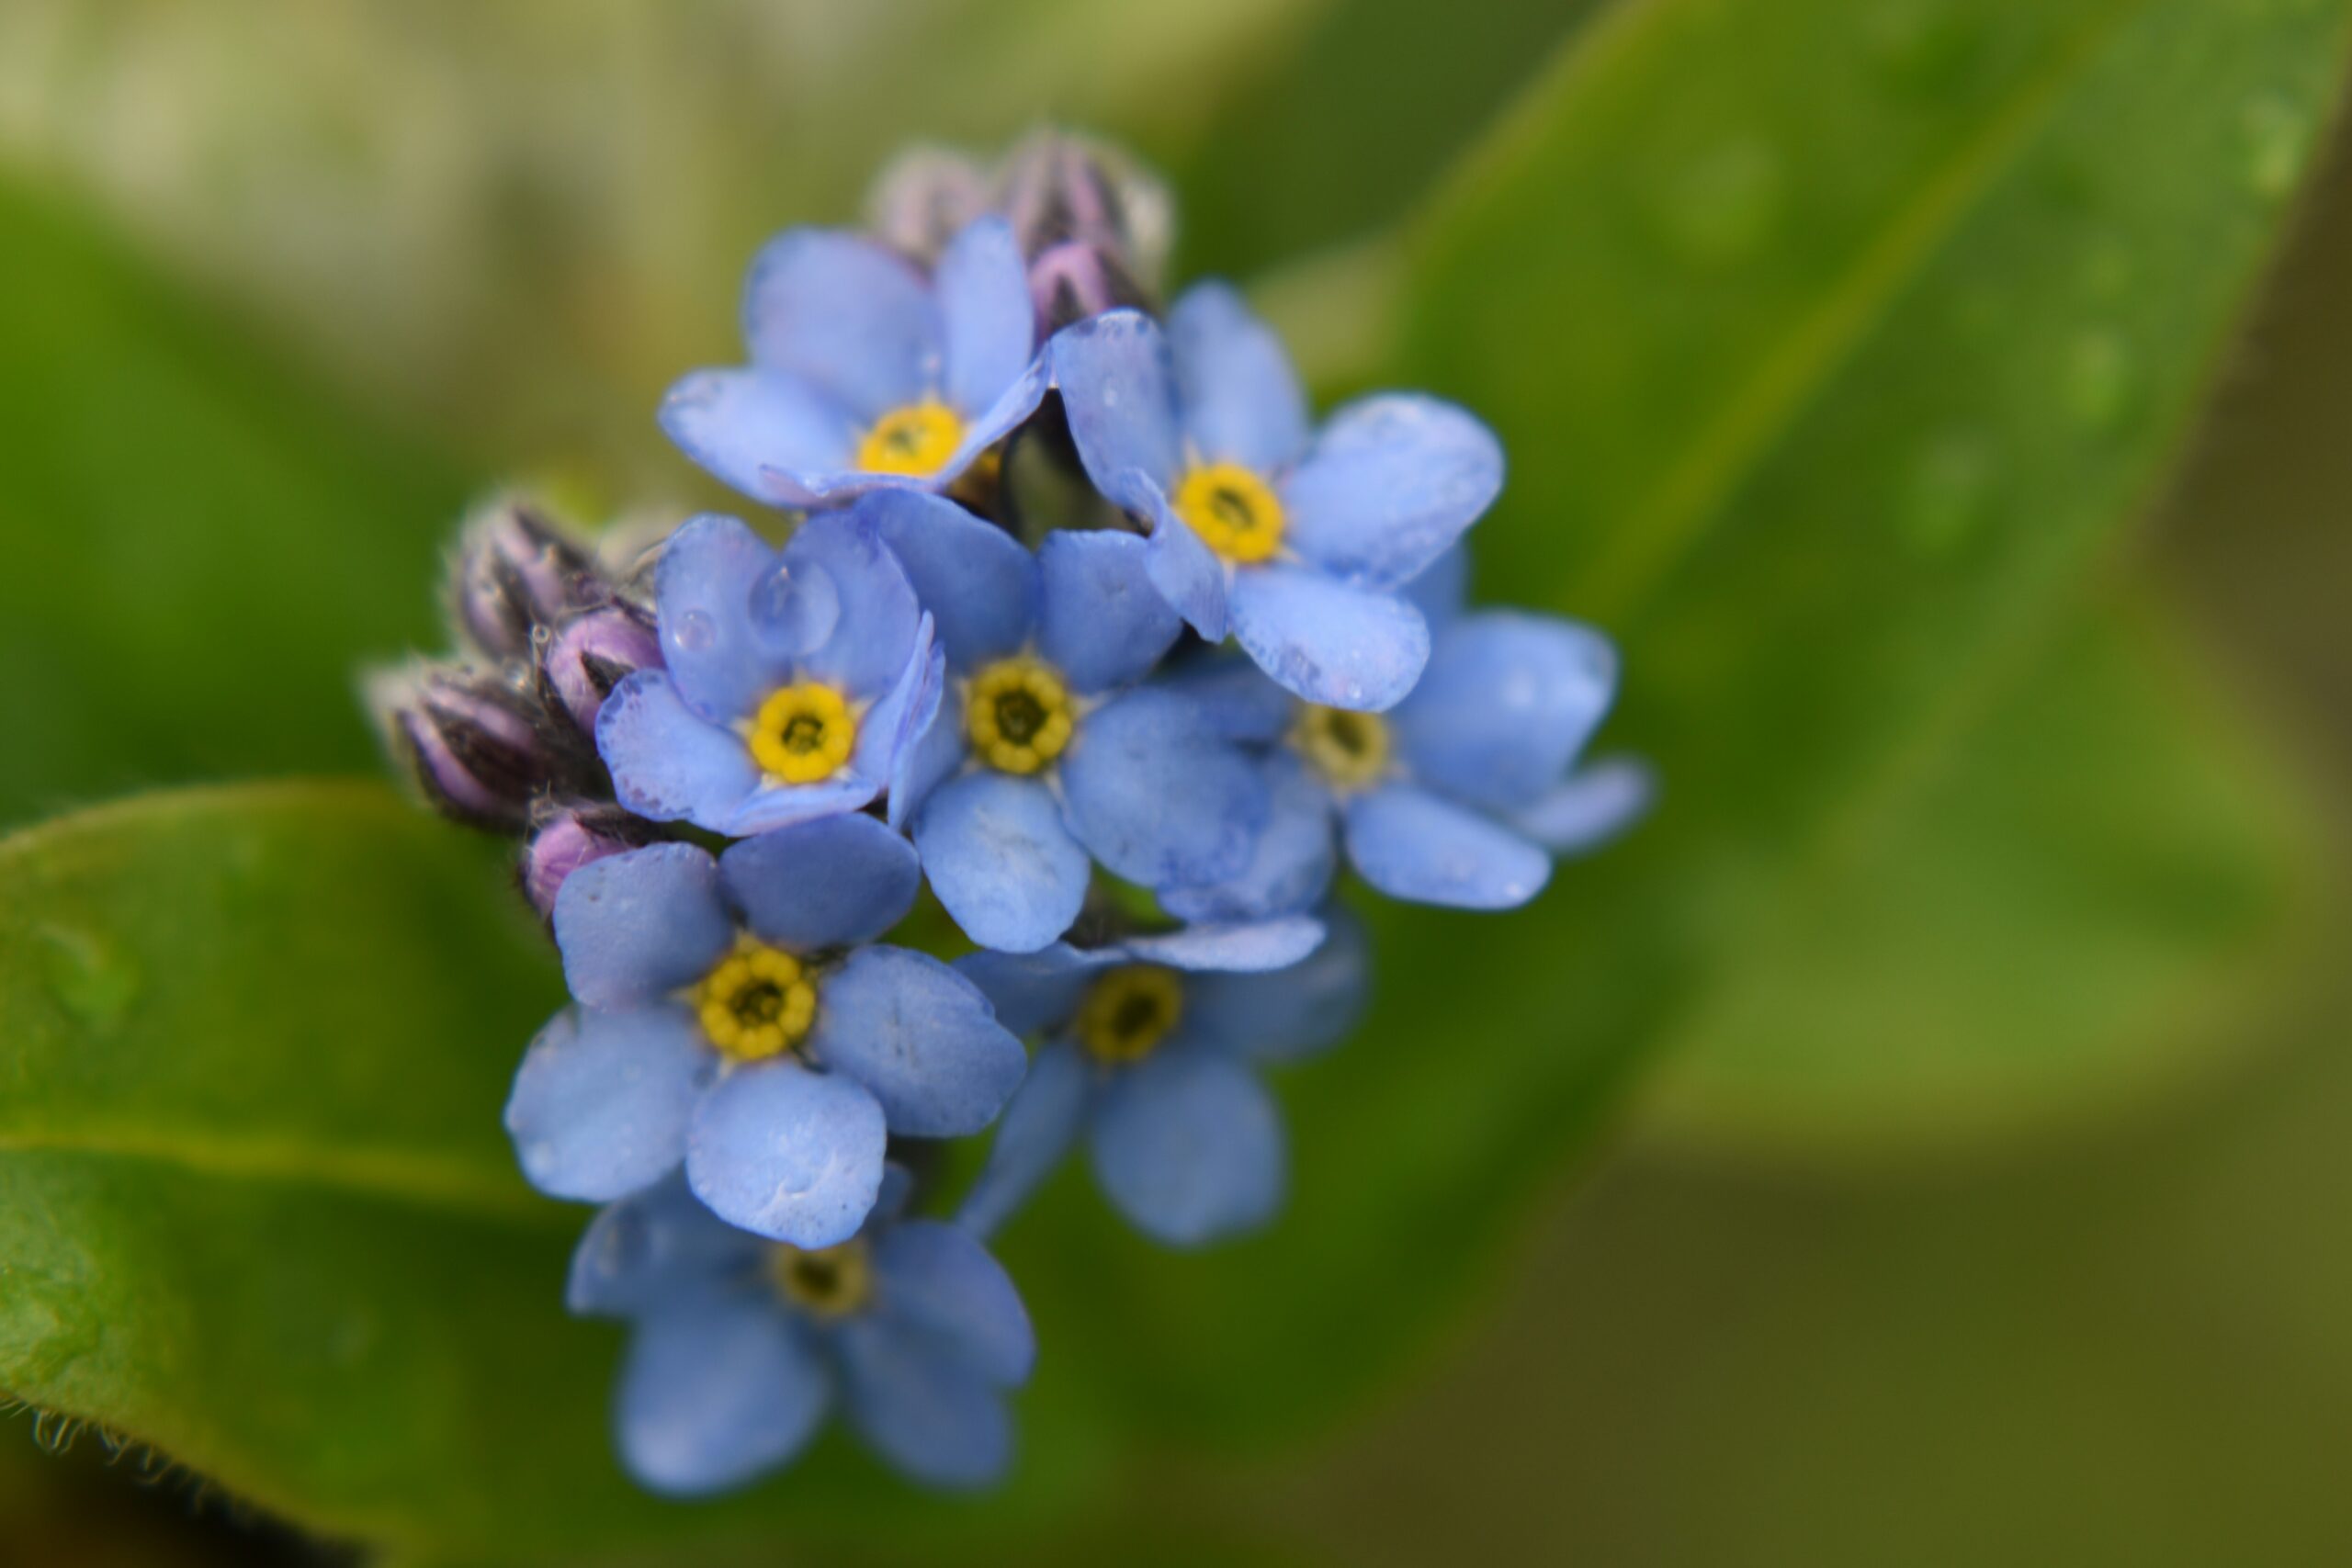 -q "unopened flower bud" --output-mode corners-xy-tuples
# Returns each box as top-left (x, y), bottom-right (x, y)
(373, 666), (563, 832)
(995, 130), (1172, 292)
(538, 602), (661, 736)
(1027, 240), (1148, 334)
(522, 804), (652, 919)
(865, 146), (992, 265)
(450, 499), (605, 660)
